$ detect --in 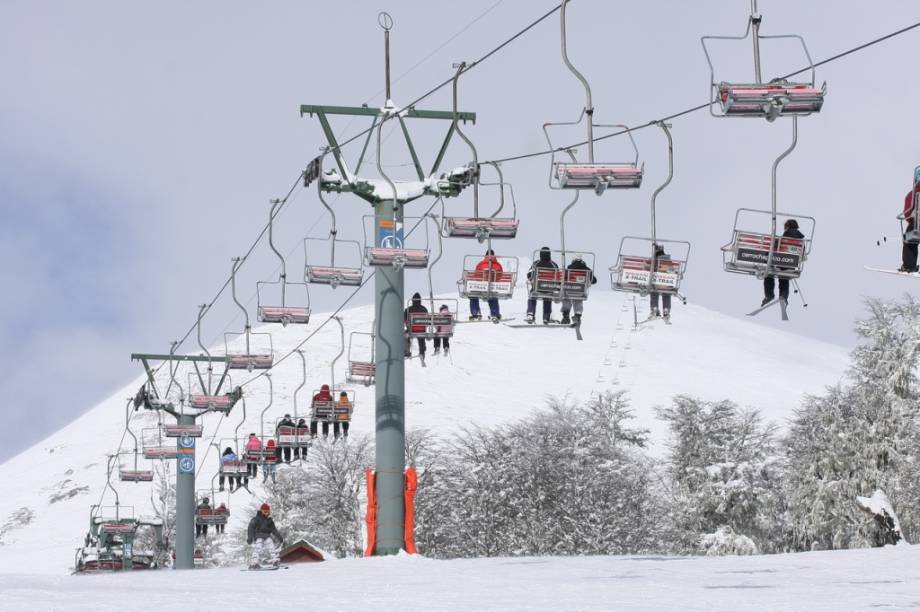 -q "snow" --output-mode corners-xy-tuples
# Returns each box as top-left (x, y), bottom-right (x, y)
(4, 547), (920, 611)
(0, 290), (860, 607)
